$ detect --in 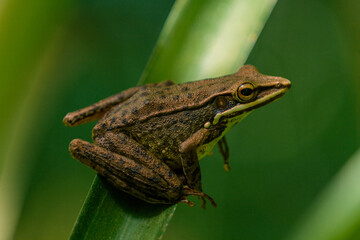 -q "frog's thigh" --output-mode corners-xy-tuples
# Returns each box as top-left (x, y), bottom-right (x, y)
(69, 138), (183, 204)
(95, 132), (177, 175)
